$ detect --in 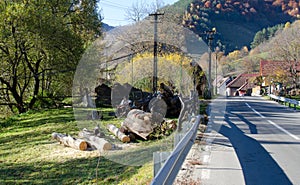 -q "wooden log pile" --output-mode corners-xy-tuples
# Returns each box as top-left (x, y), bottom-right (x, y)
(52, 126), (112, 151)
(148, 119), (177, 140)
(107, 124), (130, 143)
(52, 107), (178, 152)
